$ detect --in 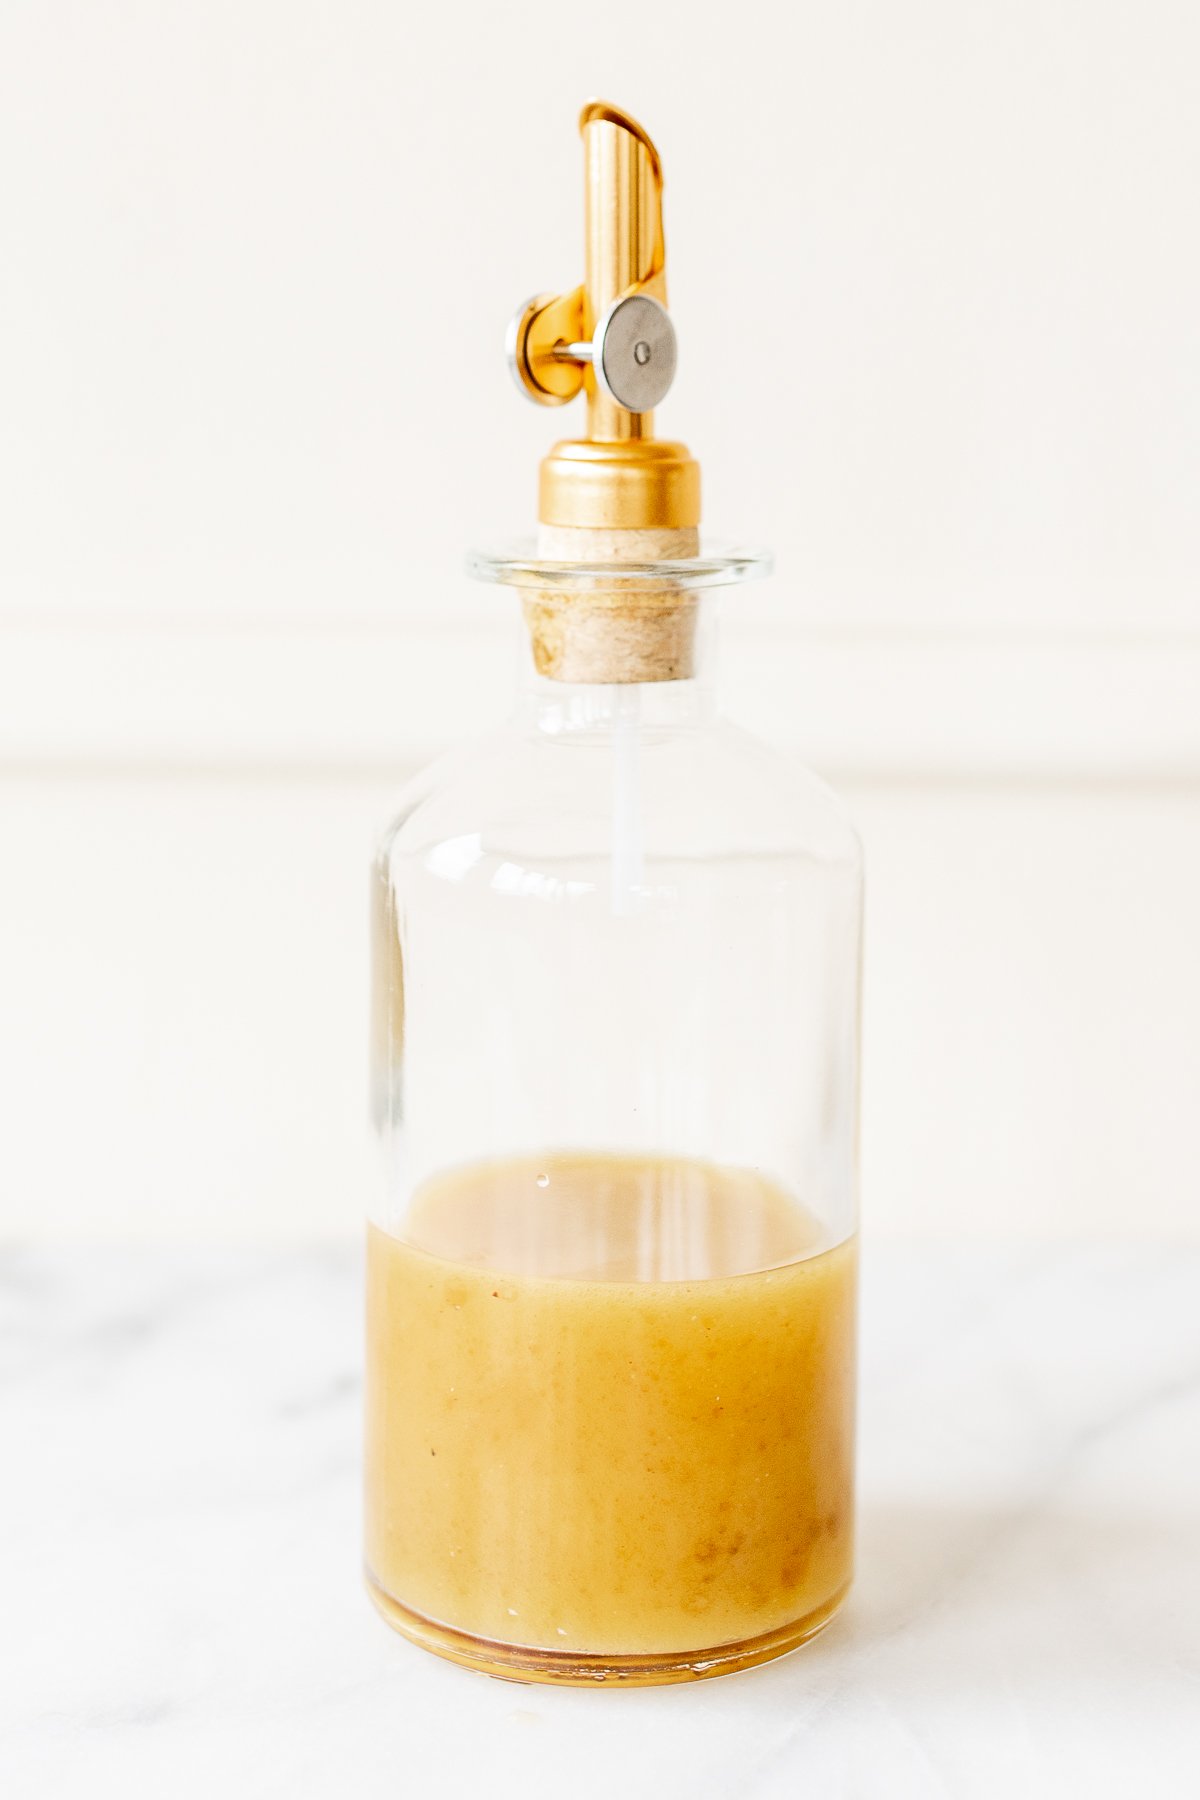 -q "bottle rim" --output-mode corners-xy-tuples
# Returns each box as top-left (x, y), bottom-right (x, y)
(467, 541), (773, 594)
